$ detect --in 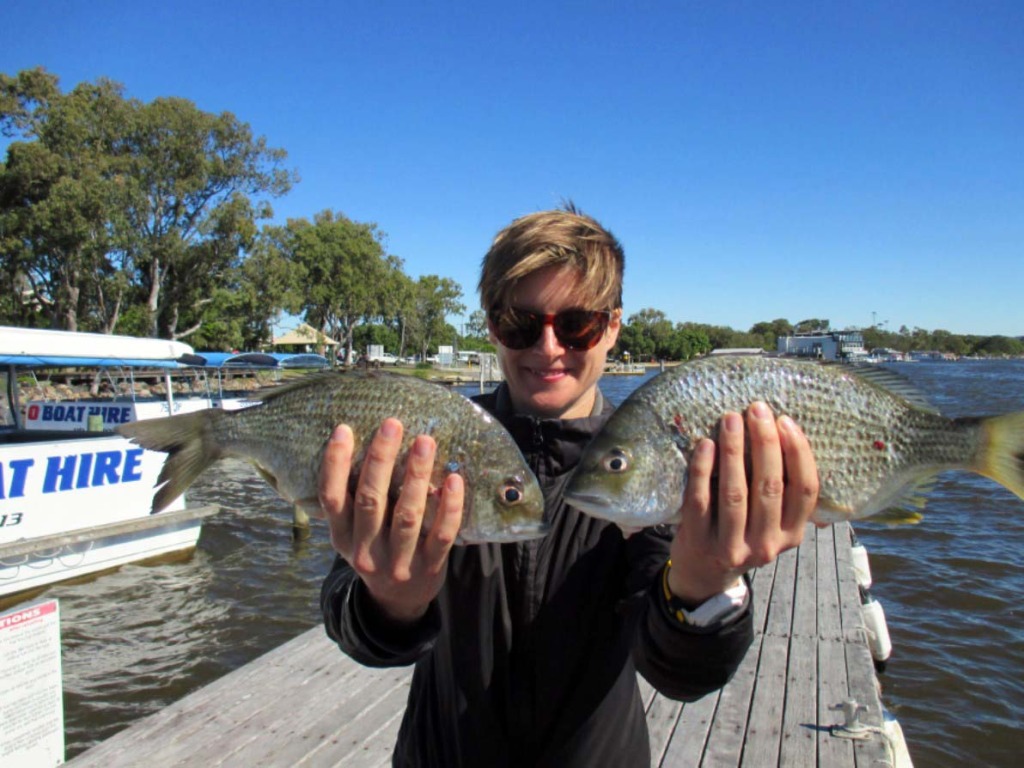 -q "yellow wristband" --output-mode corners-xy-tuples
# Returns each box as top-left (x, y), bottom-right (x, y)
(662, 559), (748, 628)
